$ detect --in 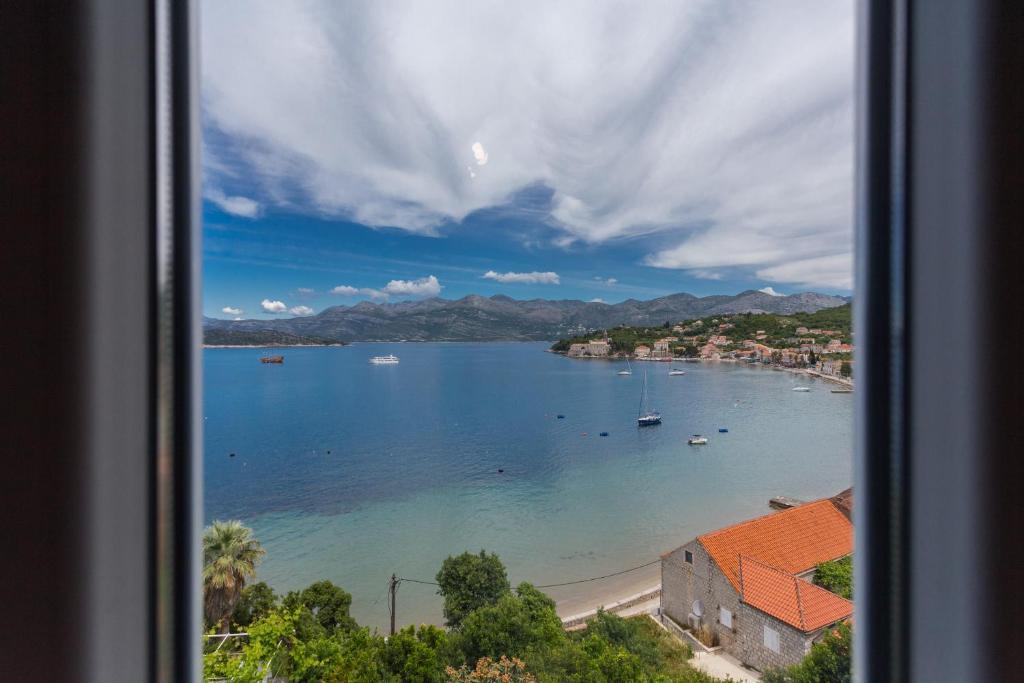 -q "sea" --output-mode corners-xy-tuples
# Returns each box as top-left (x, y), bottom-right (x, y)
(204, 343), (853, 630)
